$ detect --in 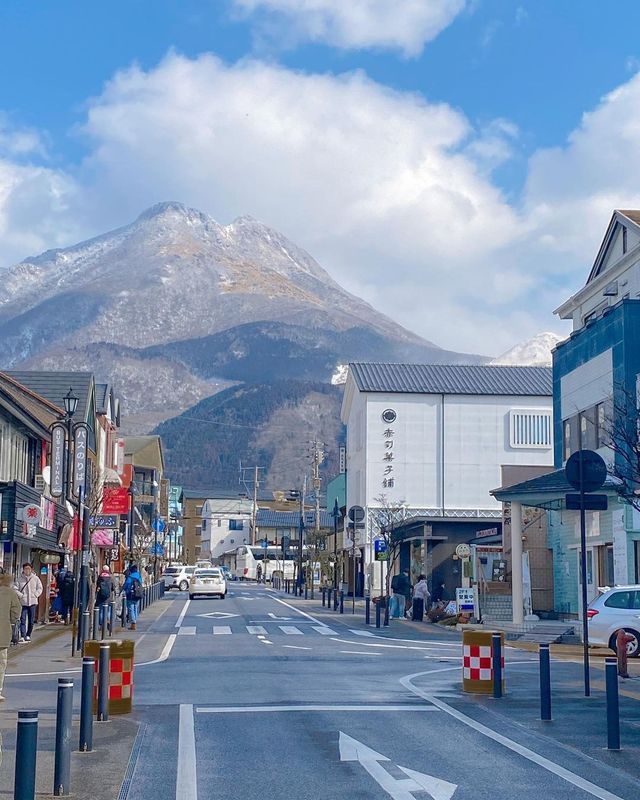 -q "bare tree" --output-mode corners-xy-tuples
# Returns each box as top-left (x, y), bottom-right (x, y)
(368, 494), (407, 601)
(601, 386), (640, 510)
